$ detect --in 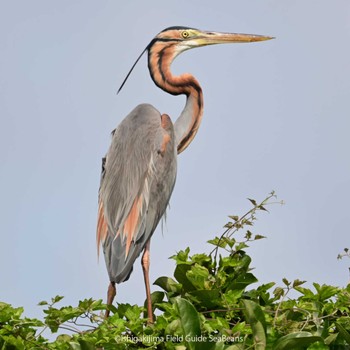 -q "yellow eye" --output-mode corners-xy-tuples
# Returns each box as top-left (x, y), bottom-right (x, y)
(181, 30), (190, 39)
